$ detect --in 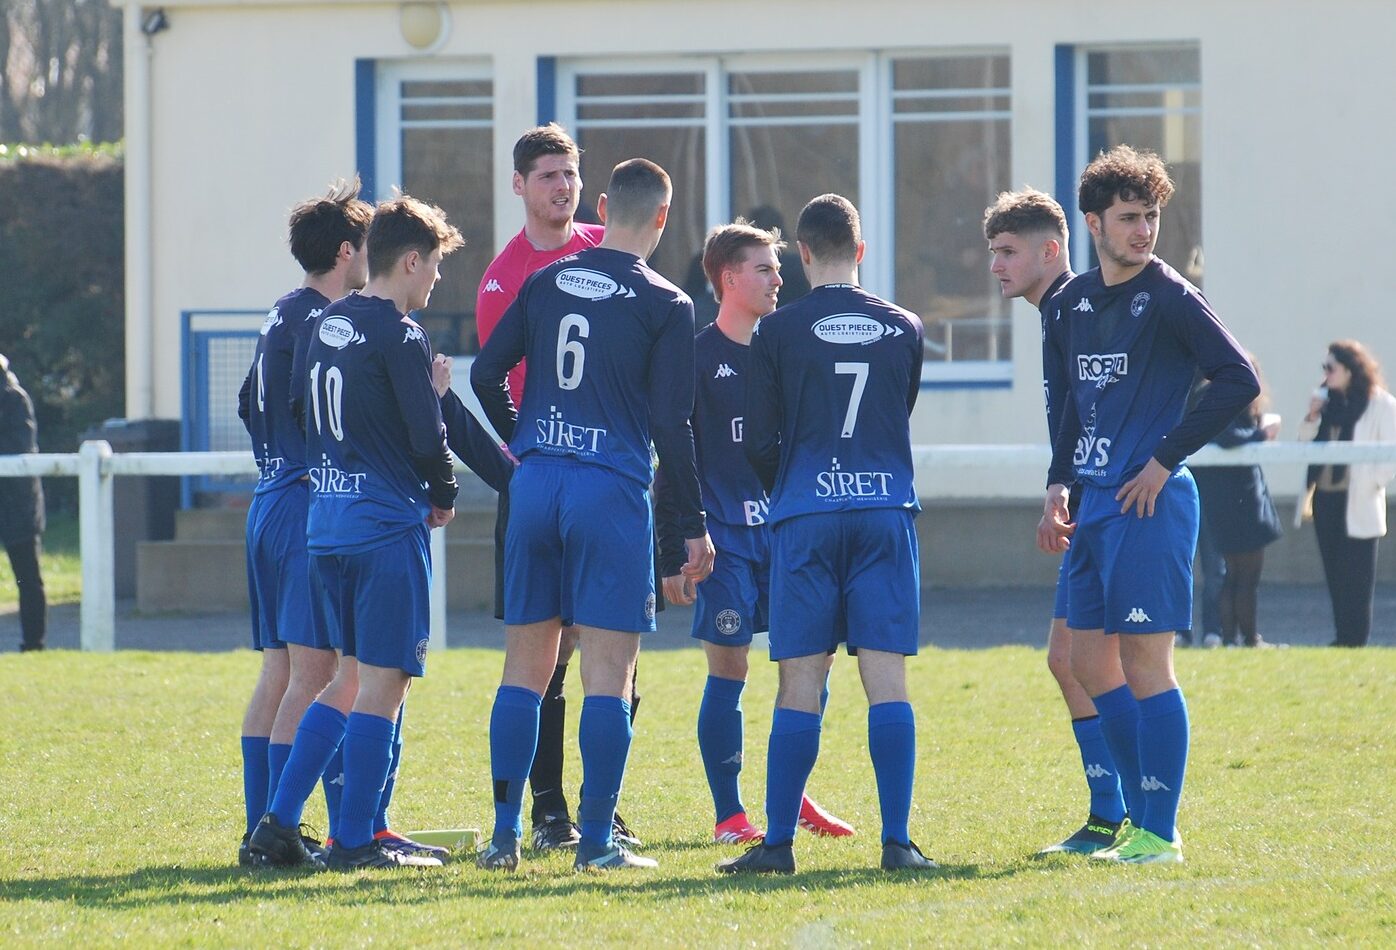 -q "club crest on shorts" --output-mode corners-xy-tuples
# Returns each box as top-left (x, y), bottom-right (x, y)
(1131, 292), (1151, 317)
(645, 593), (656, 621)
(415, 638), (429, 666)
(715, 609), (742, 636)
